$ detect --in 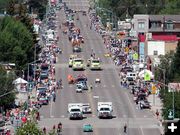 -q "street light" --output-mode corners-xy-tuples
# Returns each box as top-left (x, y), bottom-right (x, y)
(27, 60), (40, 90)
(96, 7), (114, 28)
(155, 66), (166, 93)
(96, 6), (121, 31)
